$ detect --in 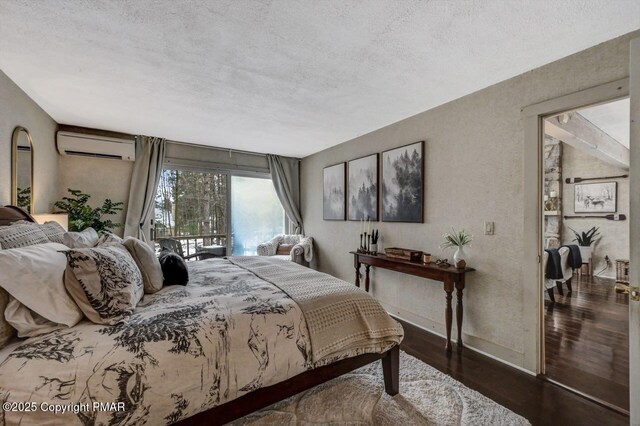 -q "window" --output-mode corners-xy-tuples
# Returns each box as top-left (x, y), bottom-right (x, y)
(154, 169), (228, 257)
(154, 168), (285, 257)
(231, 175), (285, 255)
